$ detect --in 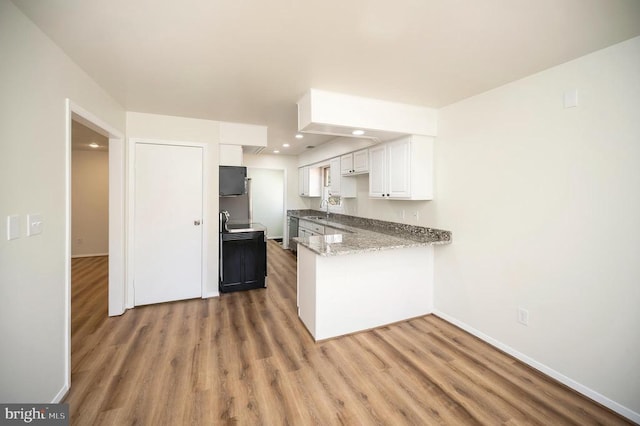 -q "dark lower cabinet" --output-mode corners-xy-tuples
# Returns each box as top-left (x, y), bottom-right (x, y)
(220, 231), (267, 293)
